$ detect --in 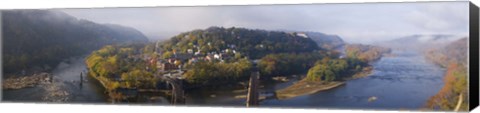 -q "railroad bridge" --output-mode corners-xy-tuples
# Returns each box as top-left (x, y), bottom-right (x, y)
(246, 63), (260, 107)
(154, 72), (186, 105)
